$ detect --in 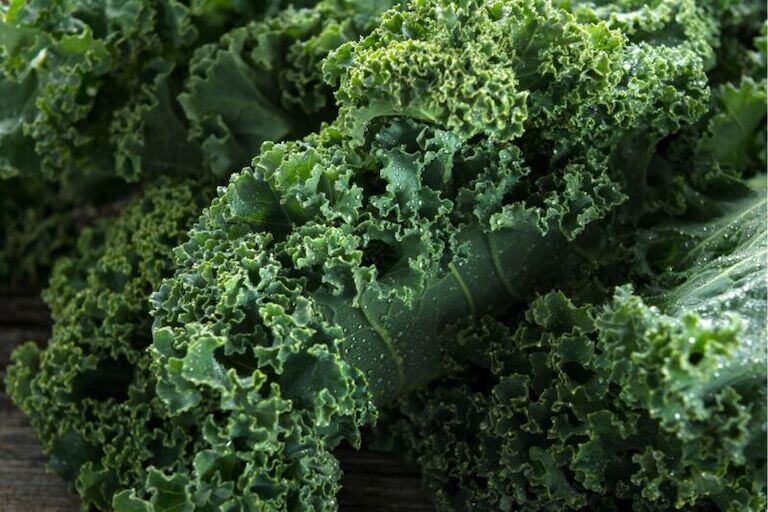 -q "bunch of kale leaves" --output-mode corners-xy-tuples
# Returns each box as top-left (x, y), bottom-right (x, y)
(2, 0), (766, 510)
